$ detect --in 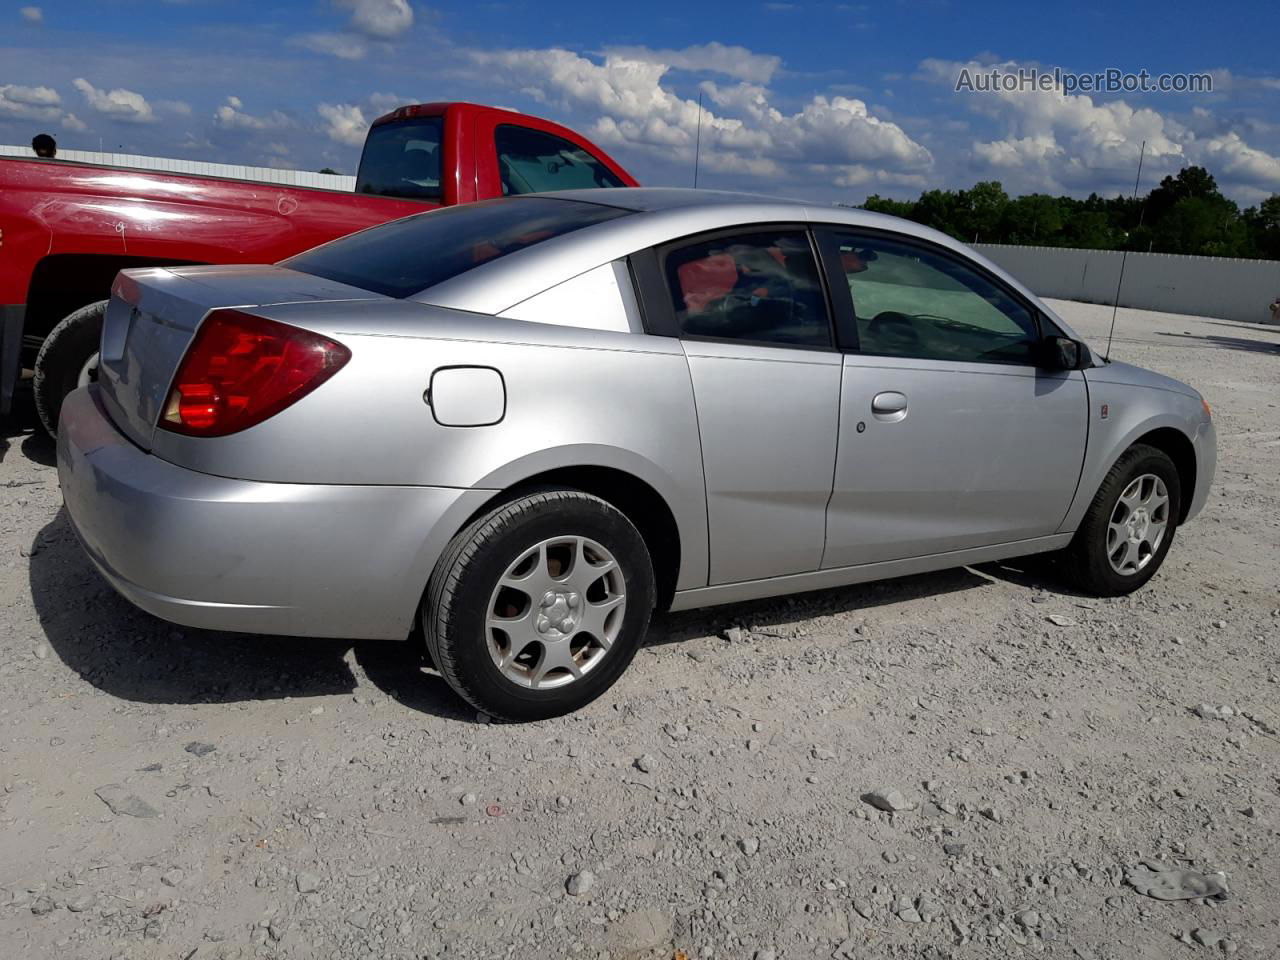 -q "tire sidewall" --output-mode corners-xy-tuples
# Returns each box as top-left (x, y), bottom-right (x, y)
(1086, 449), (1182, 593)
(34, 300), (108, 437)
(434, 495), (655, 721)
